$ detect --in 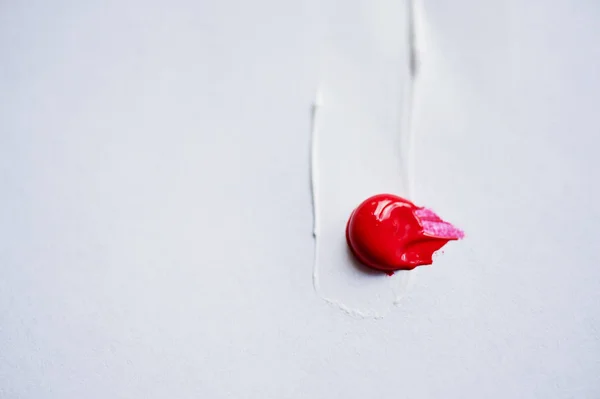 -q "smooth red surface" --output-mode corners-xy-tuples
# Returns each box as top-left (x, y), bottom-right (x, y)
(346, 194), (463, 274)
